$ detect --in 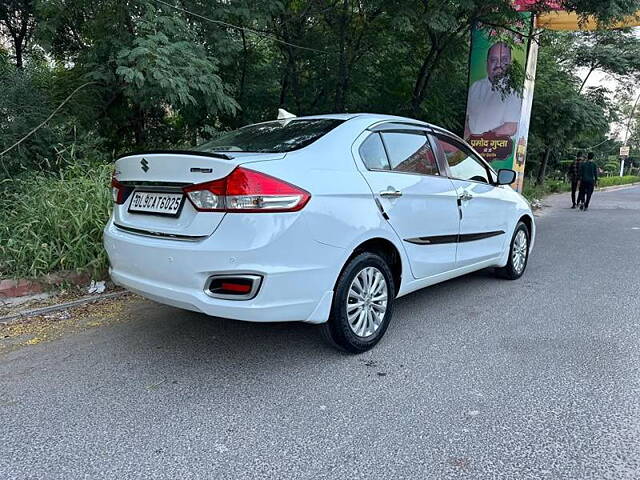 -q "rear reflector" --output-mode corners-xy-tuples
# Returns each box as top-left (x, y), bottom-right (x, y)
(205, 274), (262, 300)
(184, 167), (310, 213)
(220, 282), (252, 293)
